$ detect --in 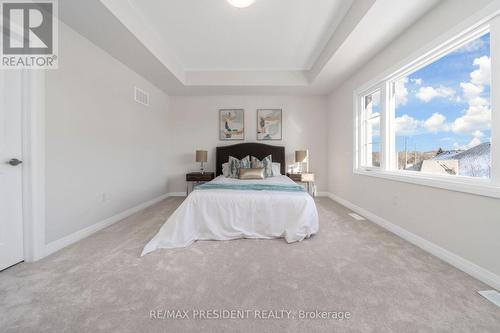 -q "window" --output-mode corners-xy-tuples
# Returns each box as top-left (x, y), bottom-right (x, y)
(354, 15), (500, 198)
(392, 33), (491, 178)
(360, 90), (381, 168)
